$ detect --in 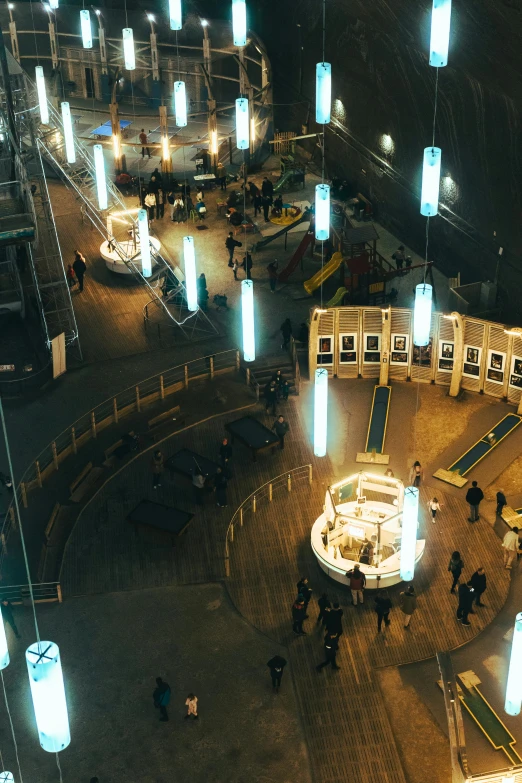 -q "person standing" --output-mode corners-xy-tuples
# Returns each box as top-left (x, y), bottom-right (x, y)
(457, 581), (474, 626)
(262, 195), (272, 222)
(267, 261), (279, 293)
(184, 693), (198, 720)
(151, 450), (164, 489)
(173, 195), (184, 223)
(316, 632), (340, 671)
(264, 381), (277, 416)
(296, 577), (312, 613)
(272, 415), (289, 449)
(153, 677), (171, 722)
(470, 567), (487, 606)
(144, 191), (156, 223)
(281, 380), (290, 401)
(466, 480), (484, 523)
(409, 460), (424, 487)
(219, 437), (232, 471)
(214, 467), (228, 508)
(267, 655), (287, 692)
(448, 551), (464, 593)
(192, 471), (206, 505)
(1, 599), (20, 638)
(195, 200), (207, 221)
(393, 245), (405, 272)
(317, 593), (331, 625)
(399, 585), (417, 628)
(156, 188), (165, 219)
(225, 232), (242, 266)
(280, 318), (292, 350)
(502, 526), (520, 569)
(346, 564), (366, 606)
(374, 589), (392, 632)
(427, 497), (442, 523)
(66, 264), (76, 289)
(325, 602), (344, 636)
(496, 490), (507, 517)
(253, 192), (262, 217)
(232, 259), (239, 281)
(261, 177), (274, 199)
(139, 128), (151, 159)
(73, 251), (87, 293)
(292, 596), (307, 635)
(217, 162), (227, 190)
(167, 190), (175, 221)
